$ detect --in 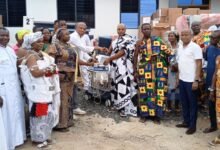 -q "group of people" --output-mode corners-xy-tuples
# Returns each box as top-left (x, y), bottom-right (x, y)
(1, 19), (220, 149)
